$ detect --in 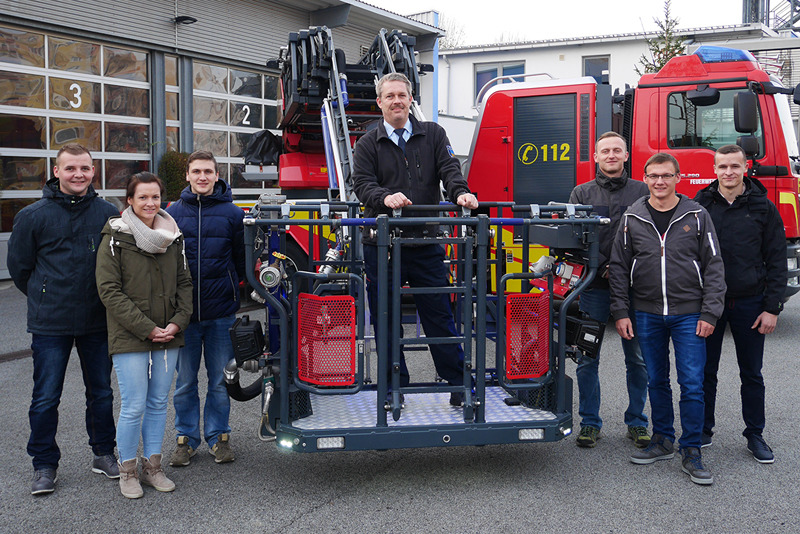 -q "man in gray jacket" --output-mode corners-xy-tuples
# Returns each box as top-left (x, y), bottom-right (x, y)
(569, 132), (649, 449)
(610, 153), (726, 485)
